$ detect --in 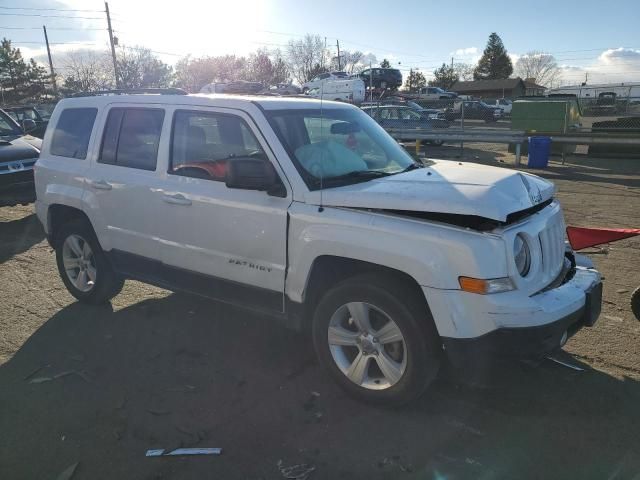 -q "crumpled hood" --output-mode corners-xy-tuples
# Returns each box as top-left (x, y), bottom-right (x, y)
(0, 135), (41, 163)
(315, 159), (555, 222)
